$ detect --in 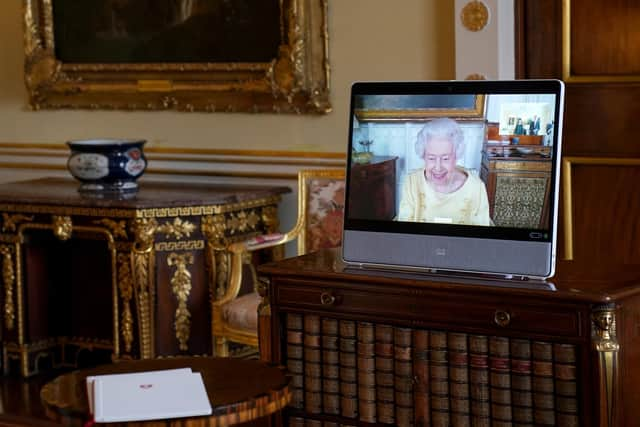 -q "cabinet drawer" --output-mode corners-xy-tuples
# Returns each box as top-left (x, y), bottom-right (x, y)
(275, 281), (582, 338)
